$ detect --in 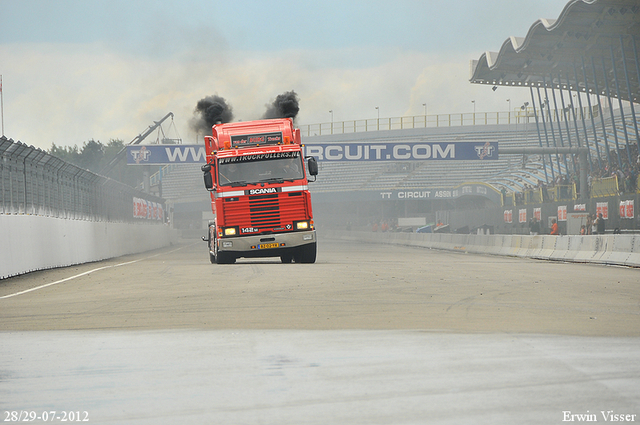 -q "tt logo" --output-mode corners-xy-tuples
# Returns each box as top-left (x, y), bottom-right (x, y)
(131, 146), (151, 164)
(475, 143), (495, 159)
